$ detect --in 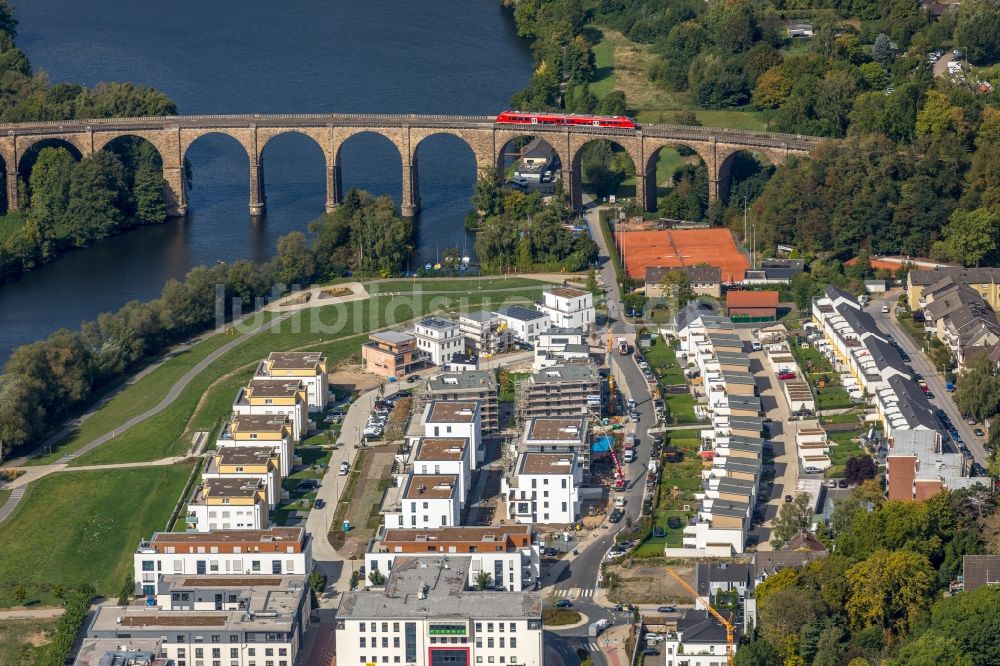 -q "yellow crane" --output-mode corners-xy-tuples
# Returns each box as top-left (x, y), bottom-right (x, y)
(665, 568), (736, 666)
